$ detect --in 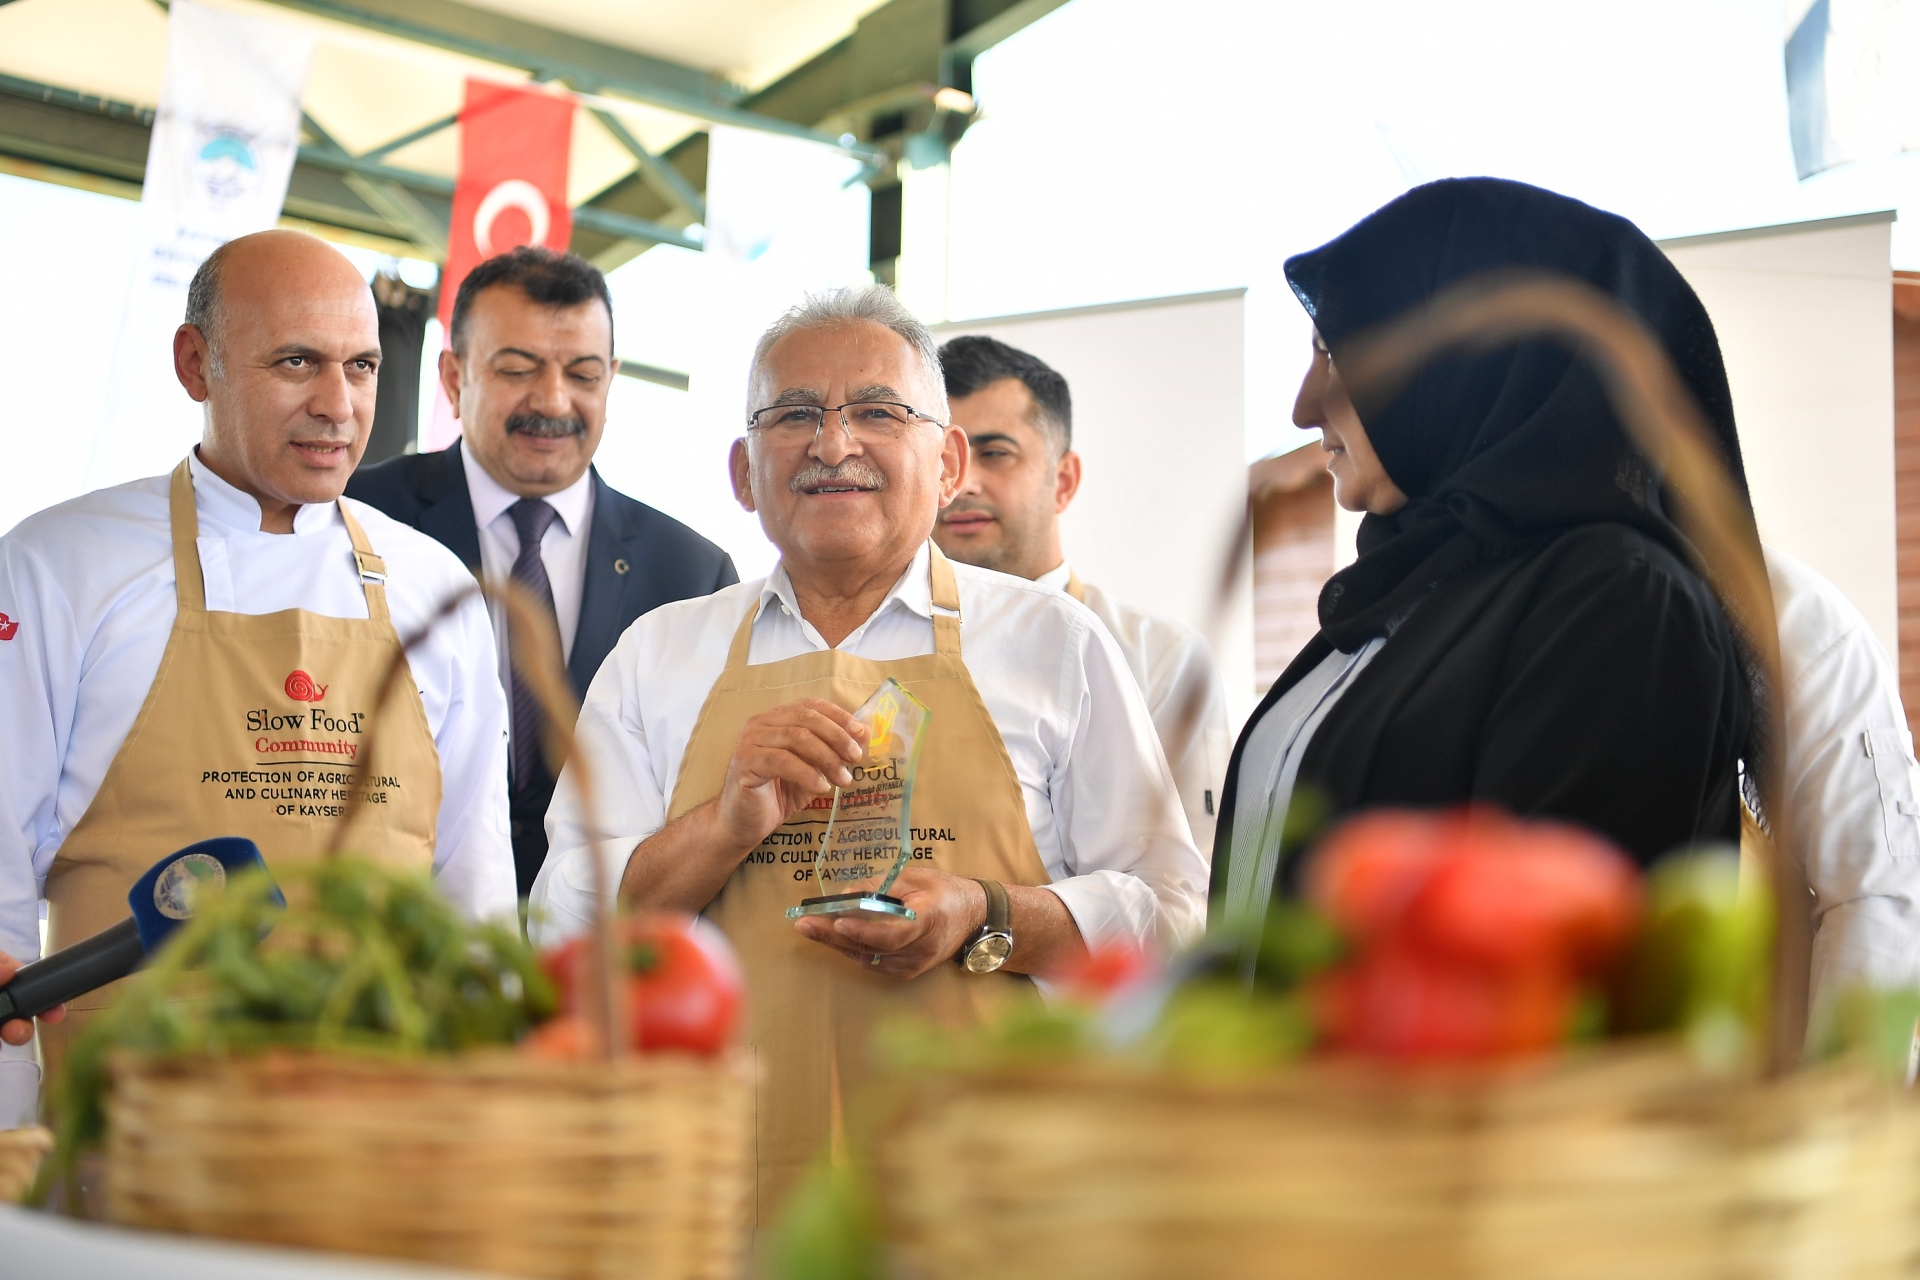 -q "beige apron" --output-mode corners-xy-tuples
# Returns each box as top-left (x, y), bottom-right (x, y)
(40, 459), (442, 1070)
(667, 544), (1050, 1223)
(1063, 570), (1087, 604)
